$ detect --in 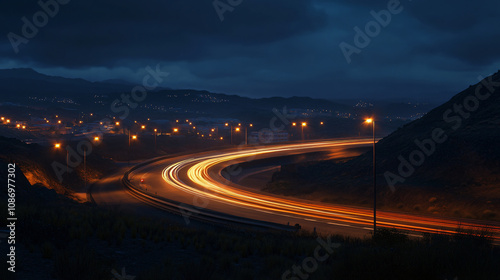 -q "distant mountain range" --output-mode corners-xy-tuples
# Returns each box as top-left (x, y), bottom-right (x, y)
(0, 68), (134, 100)
(0, 68), (352, 118)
